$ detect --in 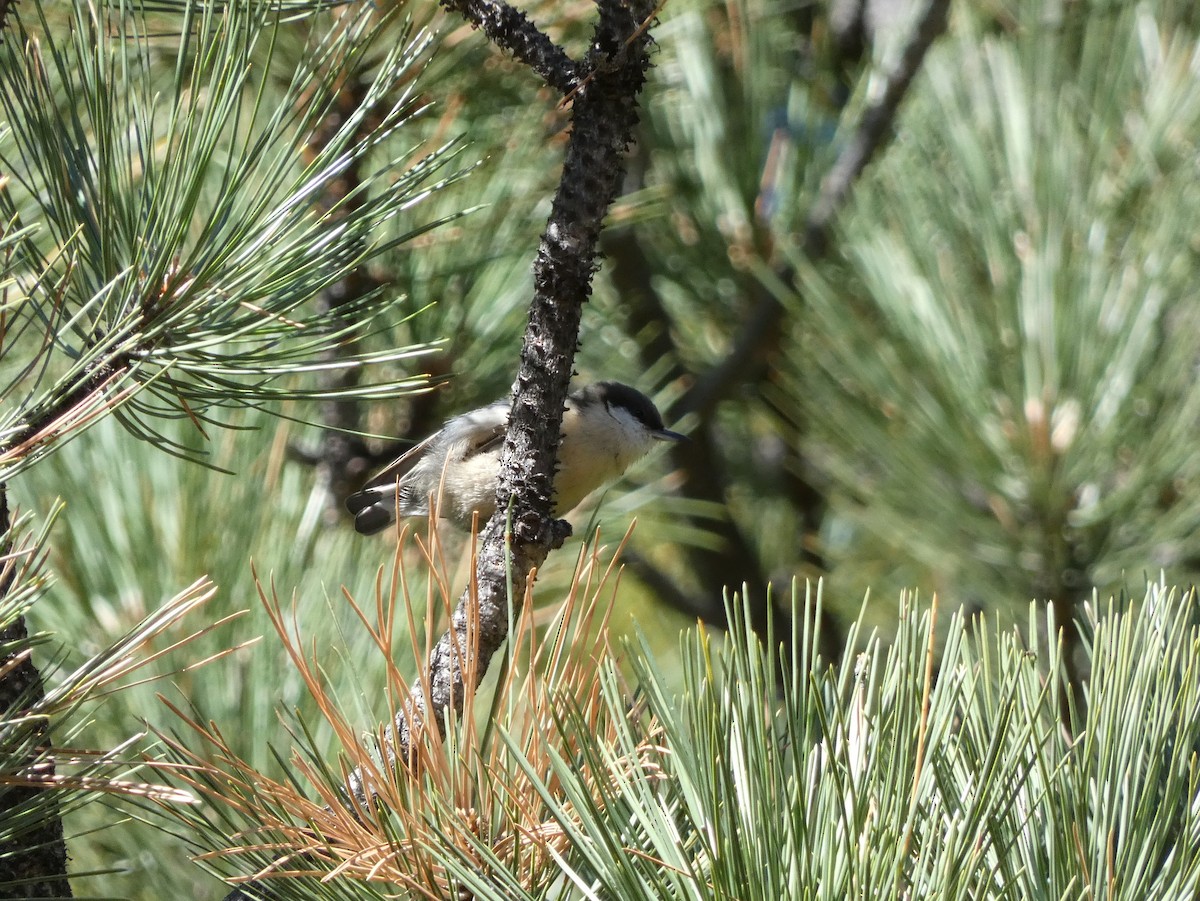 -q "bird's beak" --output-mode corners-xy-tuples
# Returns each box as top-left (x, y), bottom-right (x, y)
(652, 429), (688, 442)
